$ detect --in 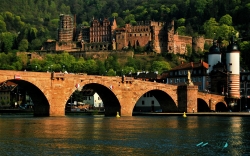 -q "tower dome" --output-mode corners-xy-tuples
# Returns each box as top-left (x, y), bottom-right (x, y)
(209, 40), (220, 54)
(208, 40), (221, 73)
